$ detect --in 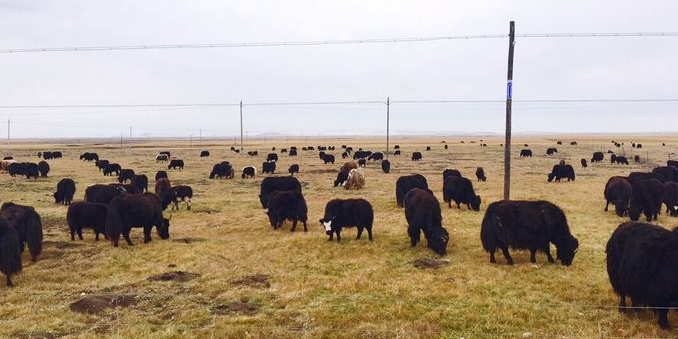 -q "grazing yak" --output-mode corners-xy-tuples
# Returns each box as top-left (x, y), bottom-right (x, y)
(132, 174), (149, 193)
(155, 153), (169, 162)
(289, 149), (298, 156)
(266, 190), (308, 232)
(80, 152), (99, 161)
(353, 150), (372, 159)
(519, 149), (532, 157)
(557, 141), (562, 145)
(259, 176), (302, 208)
(358, 159), (366, 167)
(109, 183), (140, 194)
(161, 185), (193, 211)
(394, 150), (401, 156)
(280, 148), (287, 153)
(662, 182), (678, 217)
(628, 172), (665, 185)
(247, 151), (258, 157)
(606, 222), (678, 329)
(653, 166), (678, 182)
(0, 202), (43, 262)
(475, 167), (486, 182)
(571, 141), (578, 145)
(209, 162), (234, 179)
(85, 184), (125, 205)
(0, 159), (15, 172)
(443, 169), (462, 180)
(0, 219), (22, 287)
(155, 170), (168, 181)
(340, 162), (358, 172)
(24, 163), (39, 179)
(344, 168), (365, 190)
(604, 177), (632, 217)
(155, 178), (171, 198)
(262, 161), (276, 174)
(118, 169), (135, 184)
(368, 152), (384, 161)
(242, 166), (256, 178)
(634, 155), (640, 163)
(37, 160), (50, 177)
(320, 198), (373, 242)
(581, 159), (588, 168)
(546, 147), (558, 155)
(7, 162), (25, 177)
(167, 159), (184, 170)
(547, 164), (575, 182)
(396, 174), (430, 207)
(426, 146), (431, 151)
(341, 152), (348, 159)
(266, 153), (278, 162)
(334, 169), (349, 187)
(381, 160), (391, 173)
(591, 152), (604, 163)
(629, 179), (663, 222)
(95, 159), (109, 171)
(288, 164), (299, 176)
(2, 156), (12, 160)
(200, 150), (210, 157)
(42, 151), (53, 160)
(322, 154), (335, 164)
(442, 176), (481, 211)
(481, 200), (579, 266)
(105, 193), (170, 247)
(411, 152), (423, 161)
(404, 188), (449, 256)
(54, 178), (76, 206)
(103, 163), (121, 176)
(612, 155), (629, 165)
(67, 201), (108, 241)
